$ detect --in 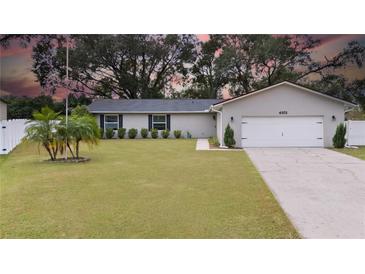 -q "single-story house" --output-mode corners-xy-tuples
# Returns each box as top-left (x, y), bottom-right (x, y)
(0, 100), (7, 121)
(88, 81), (356, 148)
(89, 99), (220, 139)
